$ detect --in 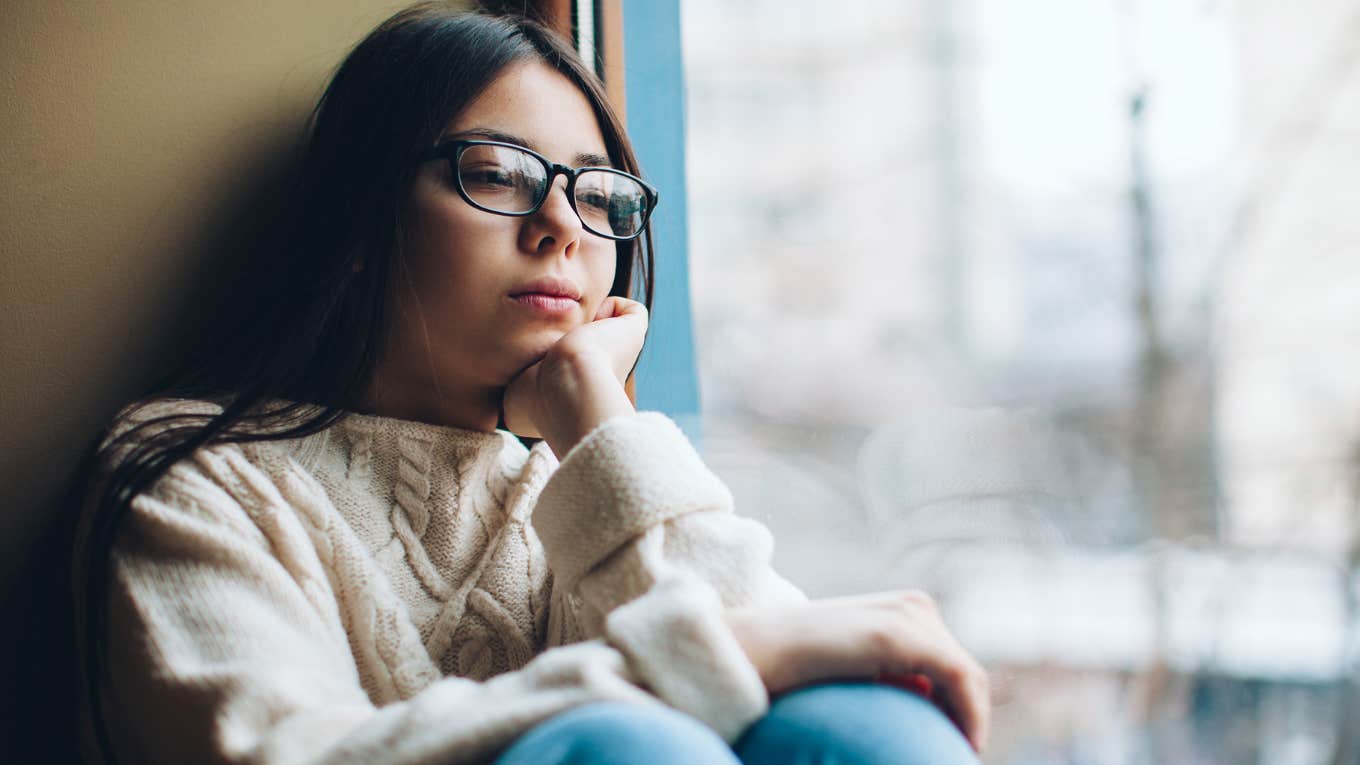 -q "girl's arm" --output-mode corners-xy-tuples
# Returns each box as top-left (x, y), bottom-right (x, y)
(529, 408), (807, 734)
(502, 299), (807, 740)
